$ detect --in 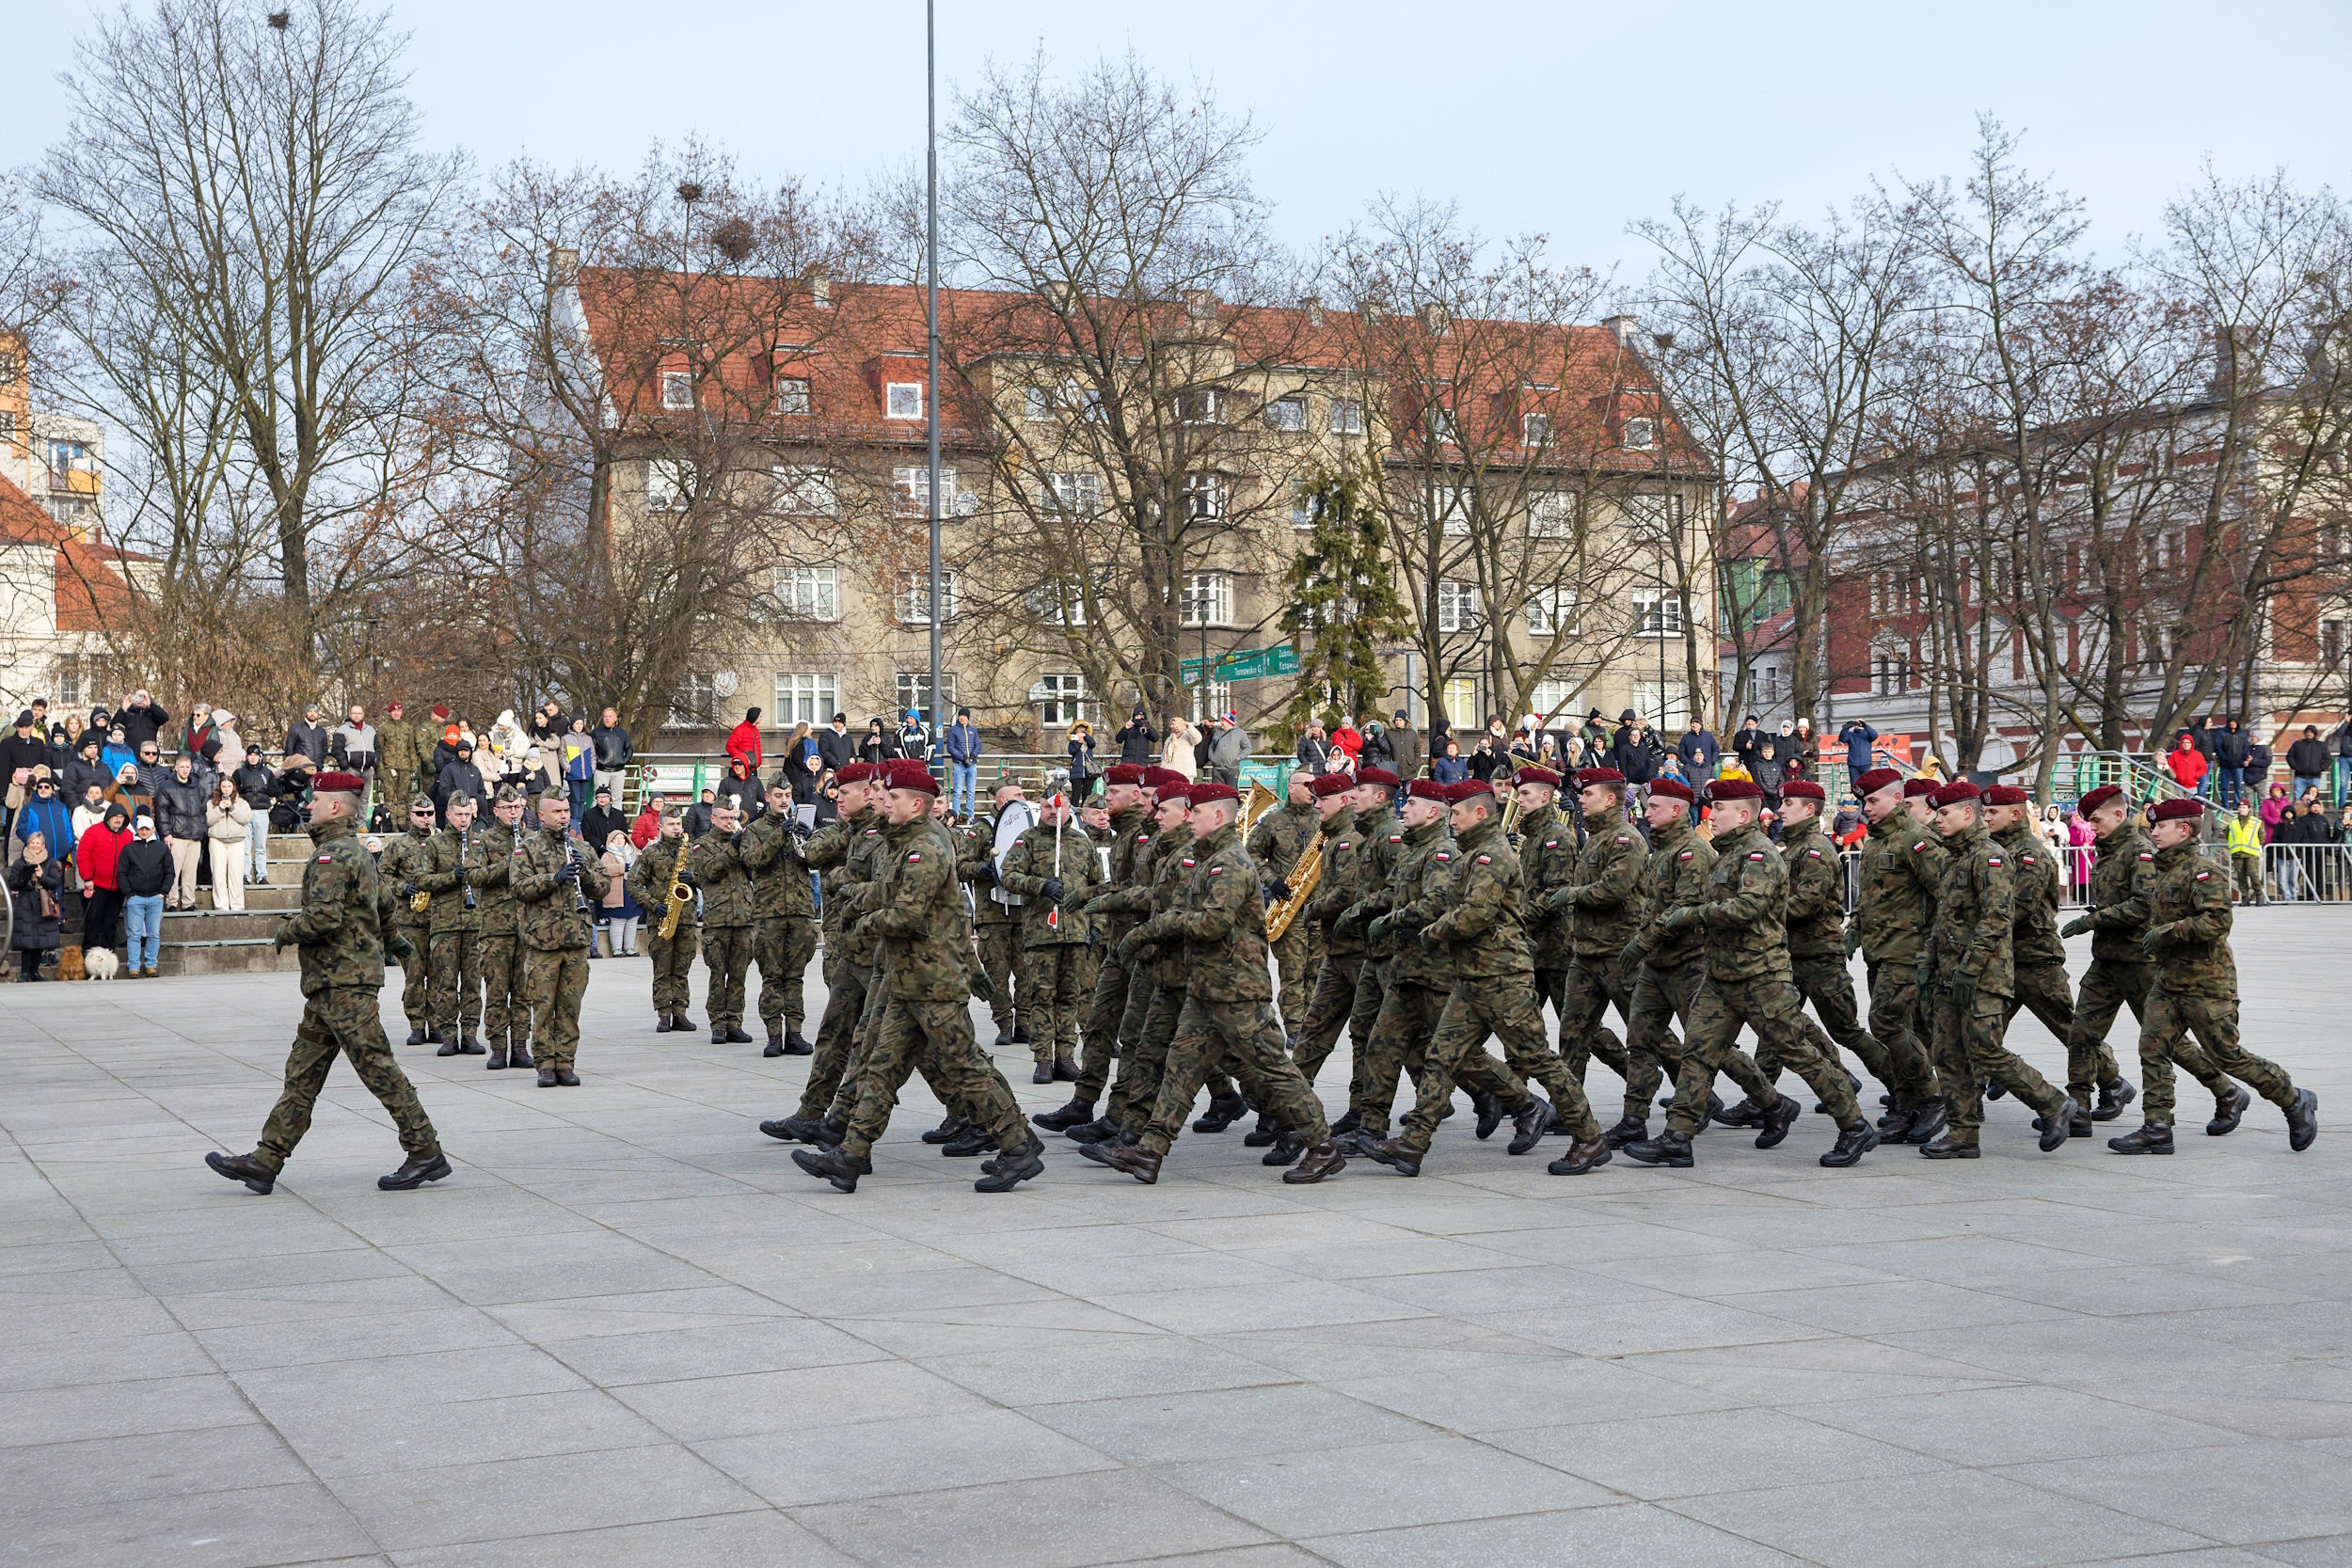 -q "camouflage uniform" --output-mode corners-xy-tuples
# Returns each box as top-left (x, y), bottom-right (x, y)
(1852, 808), (1946, 1107)
(625, 832), (698, 1019)
(998, 817), (1107, 1069)
(741, 810), (818, 1041)
(1341, 814), (1411, 1112)
(2137, 839), (2299, 1126)
(2066, 823), (2229, 1108)
(421, 820), (484, 1044)
(253, 818), (440, 1174)
(376, 719), (427, 832)
(378, 818), (436, 1037)
(1517, 799), (1579, 1024)
(511, 823), (609, 1072)
(1107, 824), (1194, 1135)
(1928, 818), (2069, 1140)
(970, 807), (1025, 1038)
(1660, 822), (1860, 1138)
(1772, 814), (1894, 1087)
(1131, 821), (1331, 1158)
(840, 816), (1029, 1159)
(1072, 805), (1154, 1103)
(1620, 812), (1709, 1130)
(1549, 803), (1652, 1122)
(681, 828), (755, 1034)
(468, 816), (530, 1056)
(1247, 797), (1321, 1034)
(1994, 818), (2079, 1067)
(1289, 809), (1372, 1090)
(796, 809), (886, 1120)
(1394, 812), (1601, 1154)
